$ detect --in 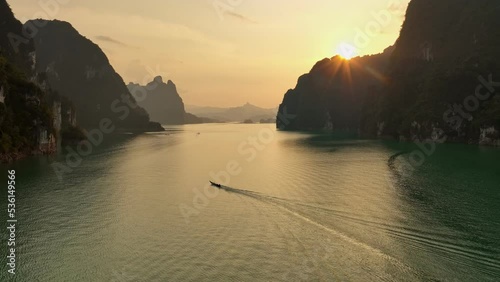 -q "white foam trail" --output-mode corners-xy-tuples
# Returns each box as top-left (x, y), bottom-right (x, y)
(222, 185), (423, 278)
